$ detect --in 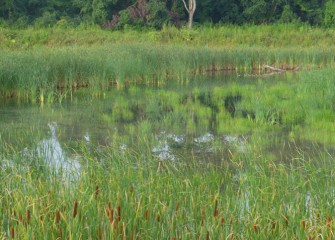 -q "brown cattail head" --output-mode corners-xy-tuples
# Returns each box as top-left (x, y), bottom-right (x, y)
(95, 185), (99, 199)
(271, 220), (276, 229)
(98, 226), (101, 239)
(206, 231), (210, 240)
(213, 200), (218, 217)
(176, 203), (179, 212)
(285, 216), (289, 227)
(59, 228), (63, 240)
(73, 200), (78, 219)
(113, 220), (118, 230)
(56, 210), (60, 224)
(327, 214), (331, 227)
(26, 209), (31, 224)
(302, 220), (306, 229)
(253, 224), (258, 232)
(201, 208), (205, 226)
(130, 228), (135, 240)
(10, 227), (14, 238)
(221, 217), (225, 224)
(145, 210), (150, 220)
(117, 206), (121, 222)
(157, 214), (160, 222)
(107, 202), (113, 222)
(19, 212), (23, 222)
